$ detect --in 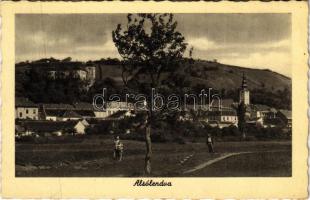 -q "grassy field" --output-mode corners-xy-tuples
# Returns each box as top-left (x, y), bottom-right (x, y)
(15, 136), (291, 177)
(188, 151), (291, 177)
